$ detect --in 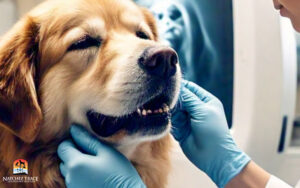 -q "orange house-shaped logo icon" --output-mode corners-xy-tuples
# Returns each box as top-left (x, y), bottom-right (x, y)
(13, 159), (28, 175)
